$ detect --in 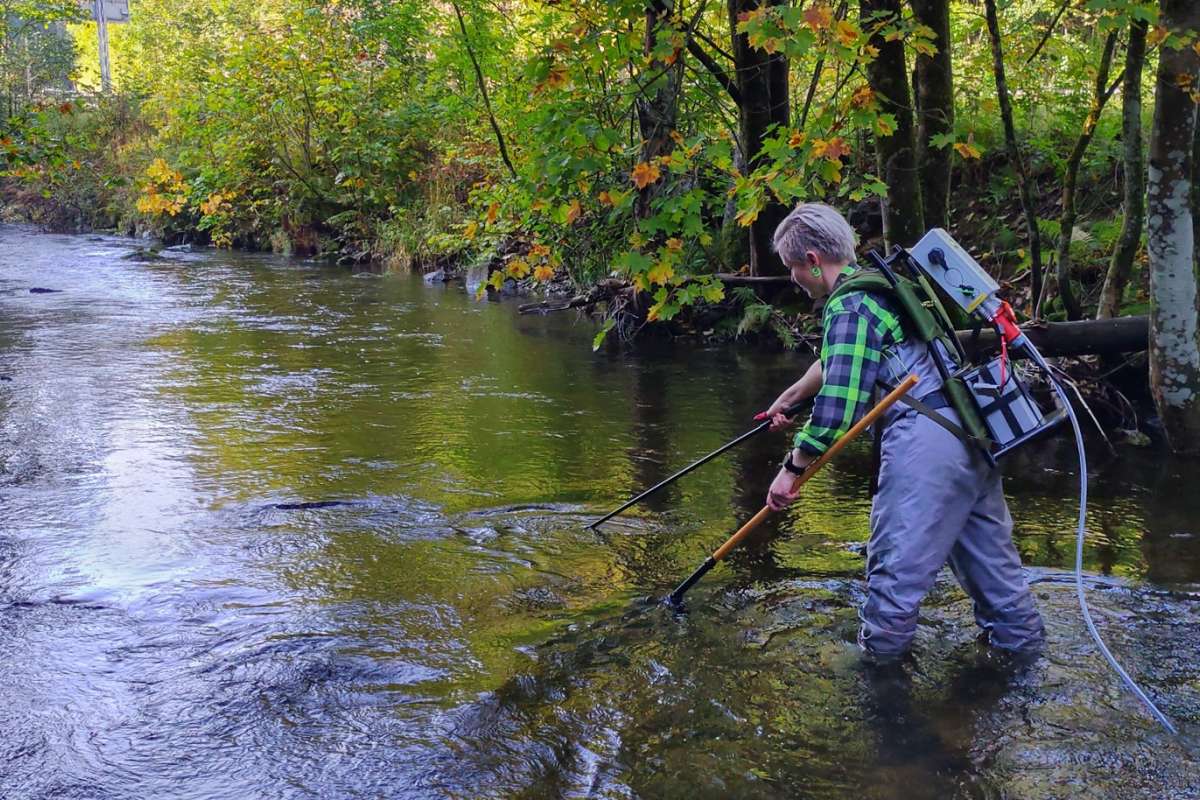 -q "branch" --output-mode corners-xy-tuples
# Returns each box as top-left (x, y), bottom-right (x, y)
(1025, 0), (1072, 65)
